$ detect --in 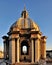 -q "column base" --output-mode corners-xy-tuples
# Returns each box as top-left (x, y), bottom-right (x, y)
(8, 62), (39, 65)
